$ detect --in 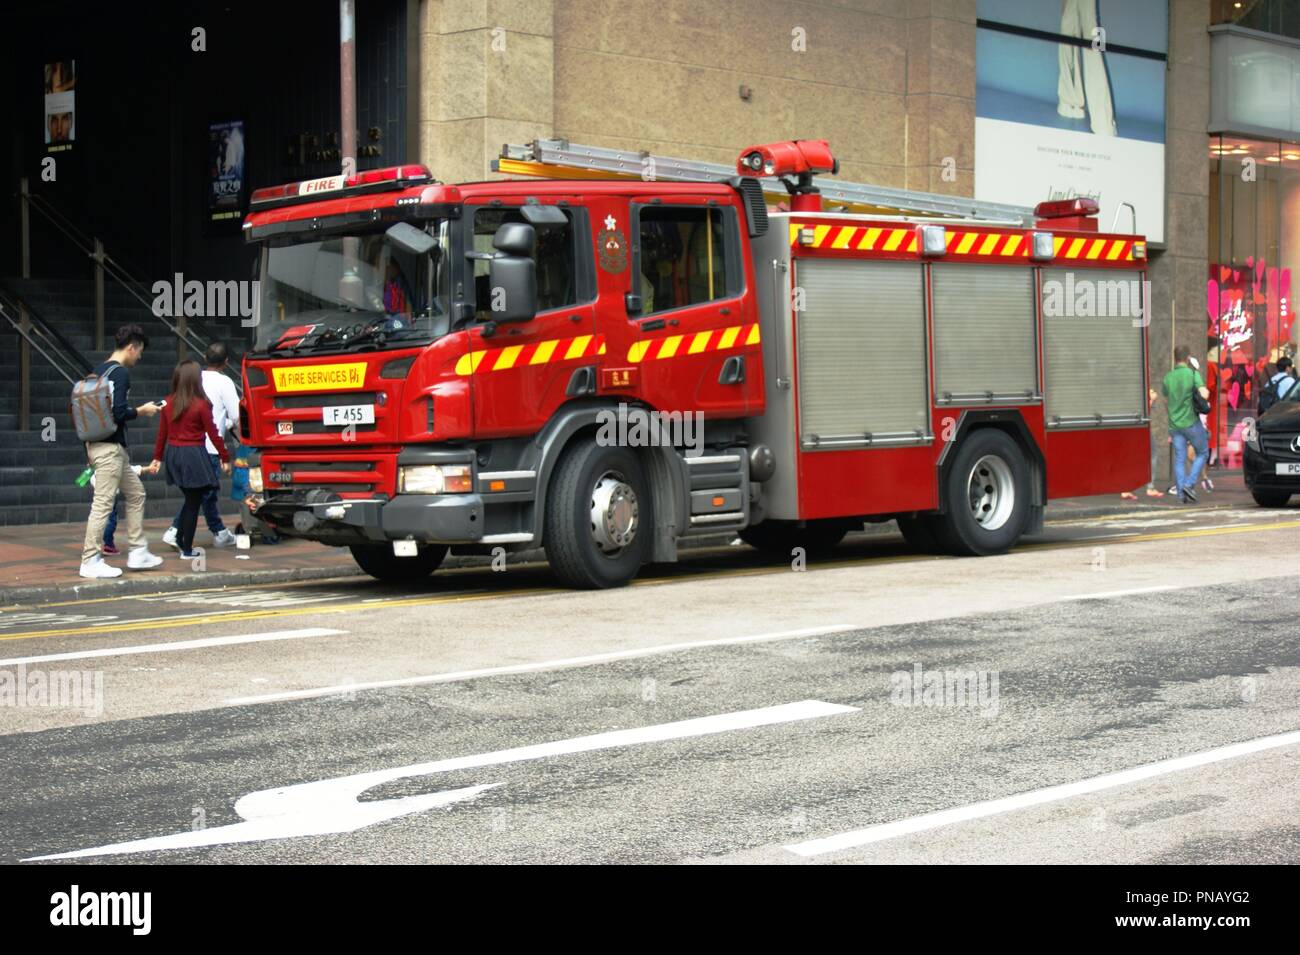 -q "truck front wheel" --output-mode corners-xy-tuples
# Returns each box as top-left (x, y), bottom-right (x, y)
(545, 439), (652, 589)
(349, 543), (448, 582)
(1251, 489), (1291, 508)
(932, 429), (1030, 556)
